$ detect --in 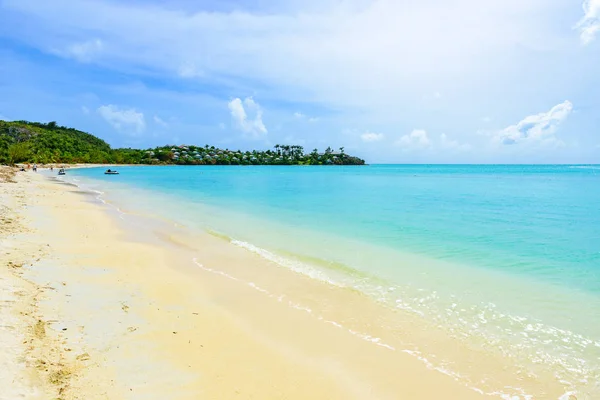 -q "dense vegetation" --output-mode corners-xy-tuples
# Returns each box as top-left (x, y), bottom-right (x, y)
(0, 120), (365, 166)
(0, 120), (112, 164)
